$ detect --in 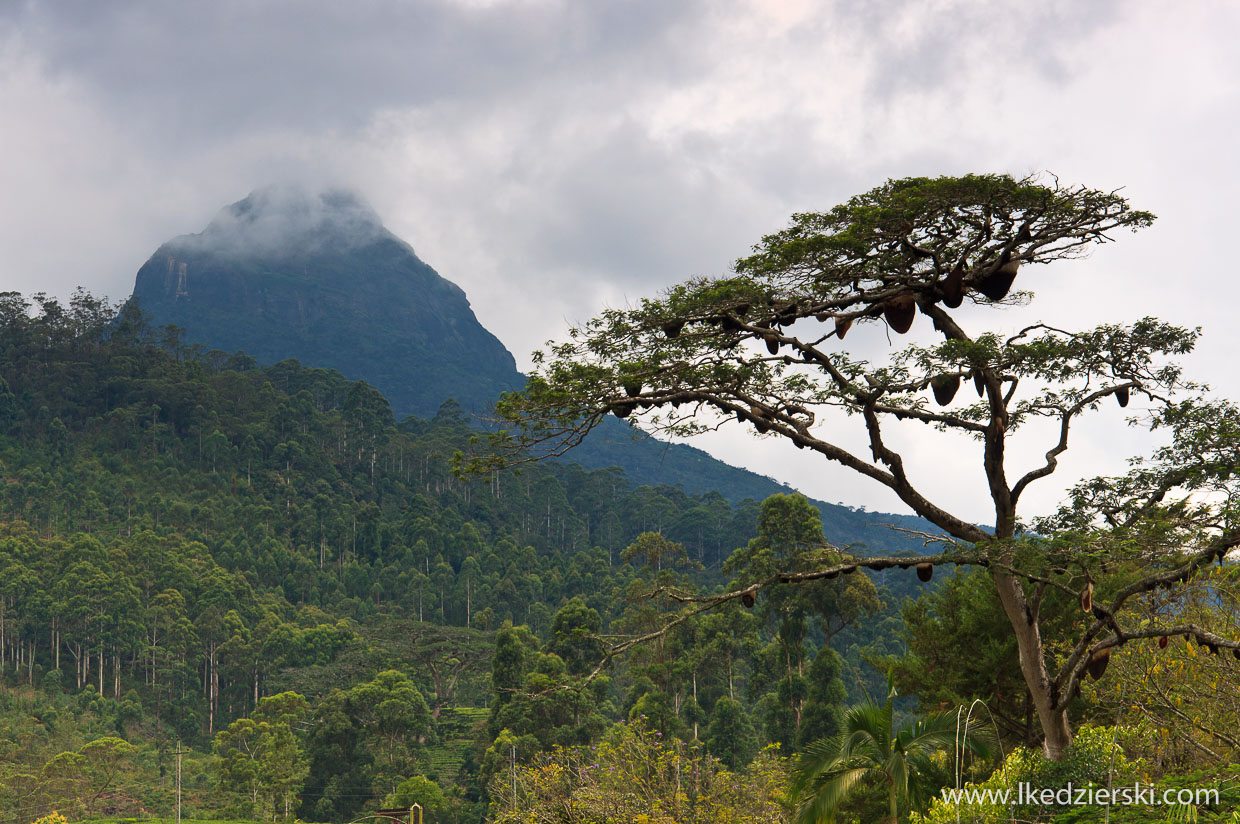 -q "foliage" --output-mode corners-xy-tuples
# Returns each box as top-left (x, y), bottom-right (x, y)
(1075, 563), (1240, 769)
(885, 568), (1083, 748)
(213, 692), (310, 822)
(792, 673), (994, 823)
(725, 494), (876, 751)
(471, 172), (1240, 762)
(487, 719), (791, 823)
(705, 696), (758, 770)
(914, 725), (1138, 824)
(382, 773), (449, 816)
(0, 289), (850, 821)
(299, 670), (433, 820)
